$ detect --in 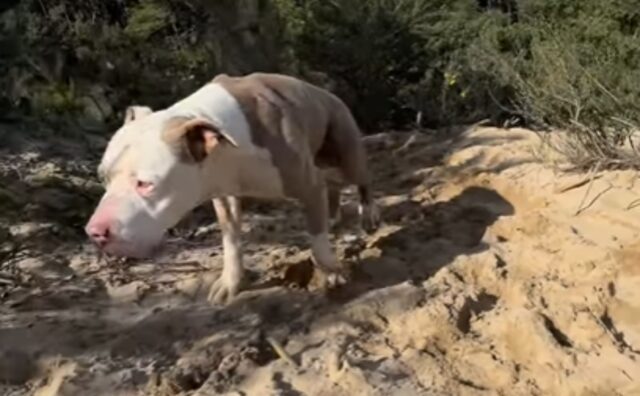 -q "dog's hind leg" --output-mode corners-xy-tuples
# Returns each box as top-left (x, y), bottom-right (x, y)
(328, 100), (381, 234)
(300, 177), (347, 288)
(327, 182), (343, 230)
